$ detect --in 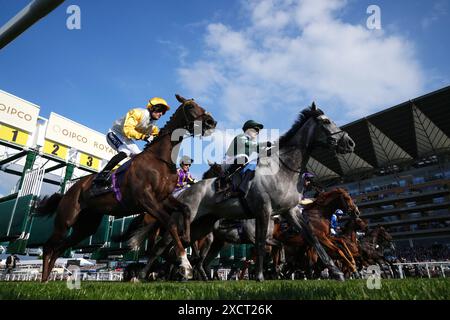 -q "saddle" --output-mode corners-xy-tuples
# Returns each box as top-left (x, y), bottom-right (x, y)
(214, 162), (256, 203)
(214, 172), (243, 203)
(88, 159), (132, 198)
